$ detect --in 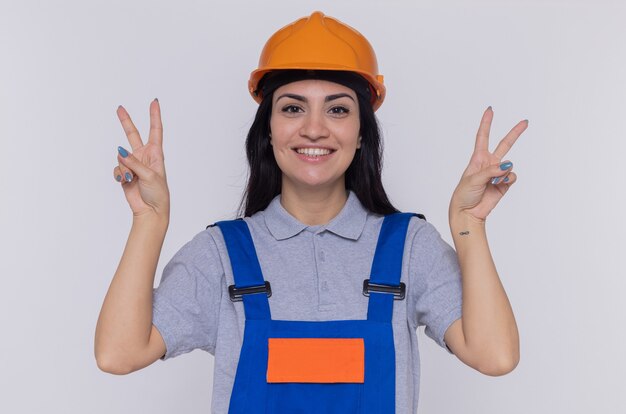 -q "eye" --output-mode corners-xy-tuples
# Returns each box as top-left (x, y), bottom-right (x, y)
(329, 106), (350, 115)
(281, 105), (303, 114)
